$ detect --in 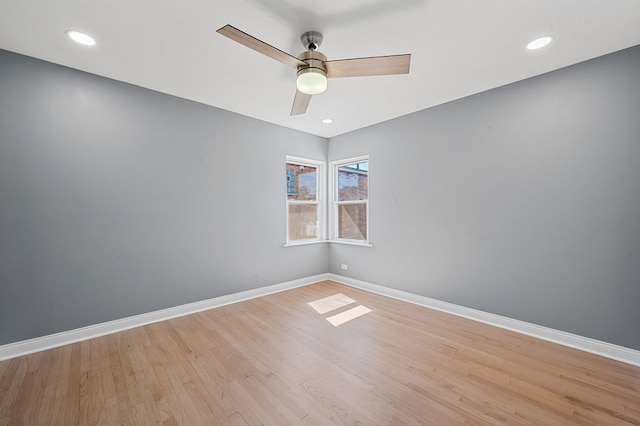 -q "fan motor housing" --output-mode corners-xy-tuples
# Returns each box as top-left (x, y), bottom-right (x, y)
(300, 31), (323, 51)
(296, 50), (327, 78)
